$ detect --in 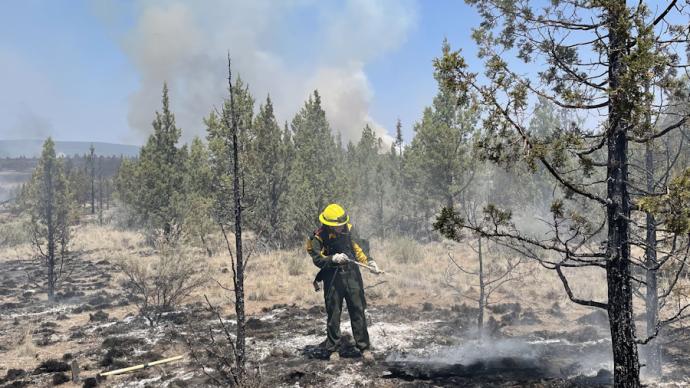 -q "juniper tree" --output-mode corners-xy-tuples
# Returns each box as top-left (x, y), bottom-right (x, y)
(65, 160), (89, 210)
(285, 91), (341, 239)
(183, 137), (214, 256)
(114, 158), (139, 226)
(117, 84), (188, 241)
(403, 63), (476, 239)
(246, 96), (291, 243)
(22, 138), (77, 301)
(408, 51), (476, 211)
(433, 2), (690, 386)
(207, 76), (254, 228)
(346, 124), (385, 235)
(388, 119), (408, 235)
